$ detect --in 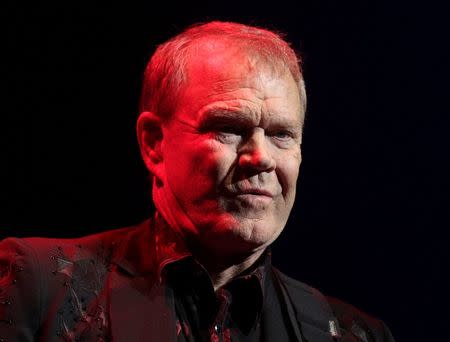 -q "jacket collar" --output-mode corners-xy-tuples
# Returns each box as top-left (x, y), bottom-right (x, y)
(107, 215), (182, 342)
(107, 215), (273, 342)
(110, 218), (154, 276)
(111, 213), (191, 278)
